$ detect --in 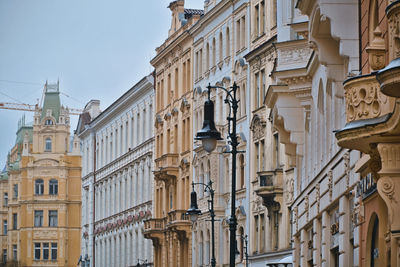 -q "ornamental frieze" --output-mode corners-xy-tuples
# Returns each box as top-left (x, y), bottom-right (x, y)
(344, 74), (395, 123)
